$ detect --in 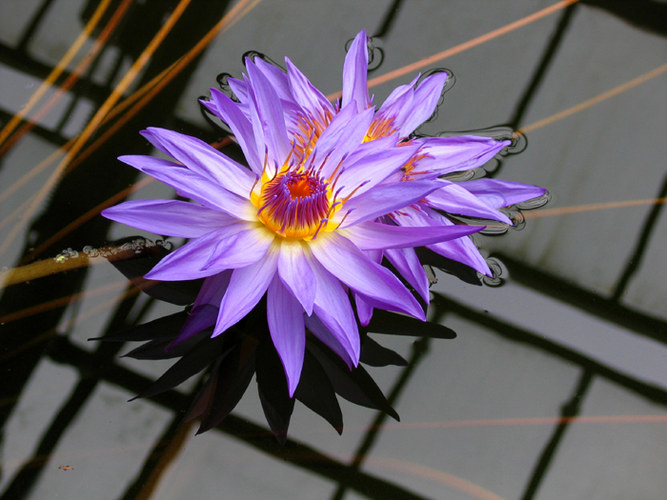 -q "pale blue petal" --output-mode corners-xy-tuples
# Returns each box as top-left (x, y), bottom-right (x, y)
(102, 199), (232, 238)
(212, 244), (279, 336)
(341, 30), (370, 112)
(277, 241), (315, 315)
(458, 178), (547, 208)
(425, 180), (513, 223)
(267, 275), (305, 397)
(309, 232), (425, 320)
